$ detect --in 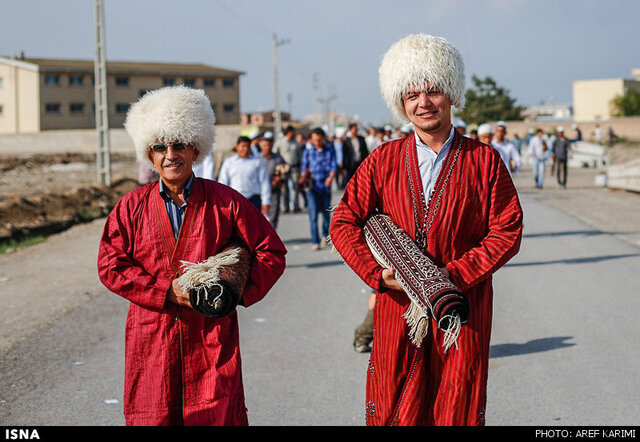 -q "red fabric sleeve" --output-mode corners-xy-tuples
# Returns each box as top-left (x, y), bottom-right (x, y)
(329, 152), (386, 291)
(230, 194), (287, 307)
(445, 153), (523, 291)
(97, 195), (173, 310)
